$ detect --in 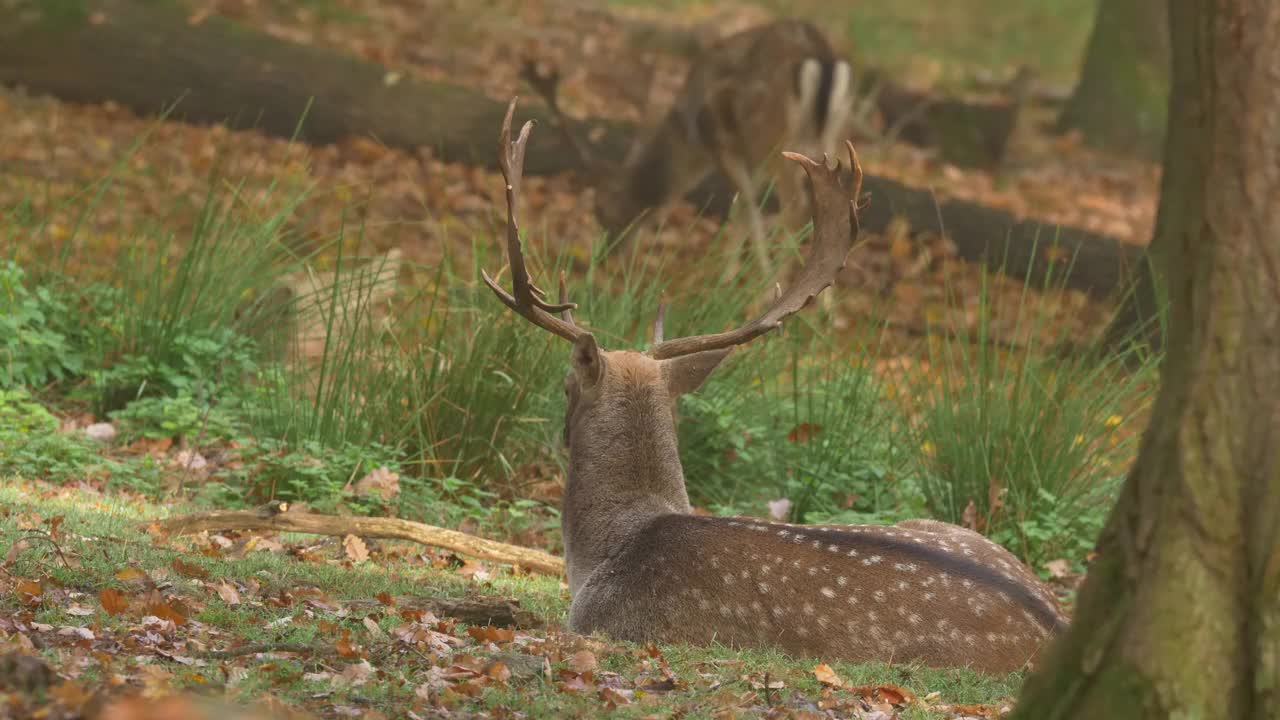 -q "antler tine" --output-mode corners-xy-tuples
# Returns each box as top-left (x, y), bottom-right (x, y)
(558, 270), (575, 325)
(481, 98), (583, 343)
(519, 60), (597, 171)
(652, 298), (667, 345)
(648, 141), (863, 360)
